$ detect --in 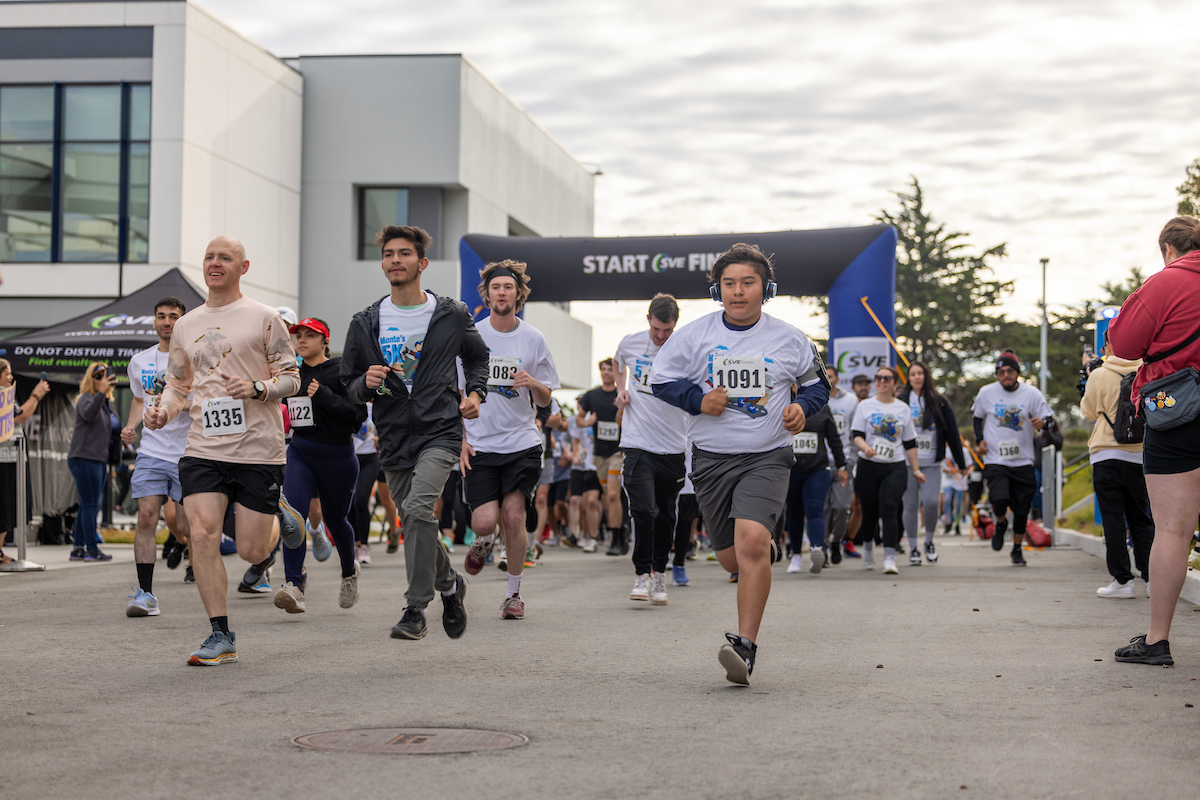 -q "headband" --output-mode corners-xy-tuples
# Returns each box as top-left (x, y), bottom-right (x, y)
(487, 268), (518, 285)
